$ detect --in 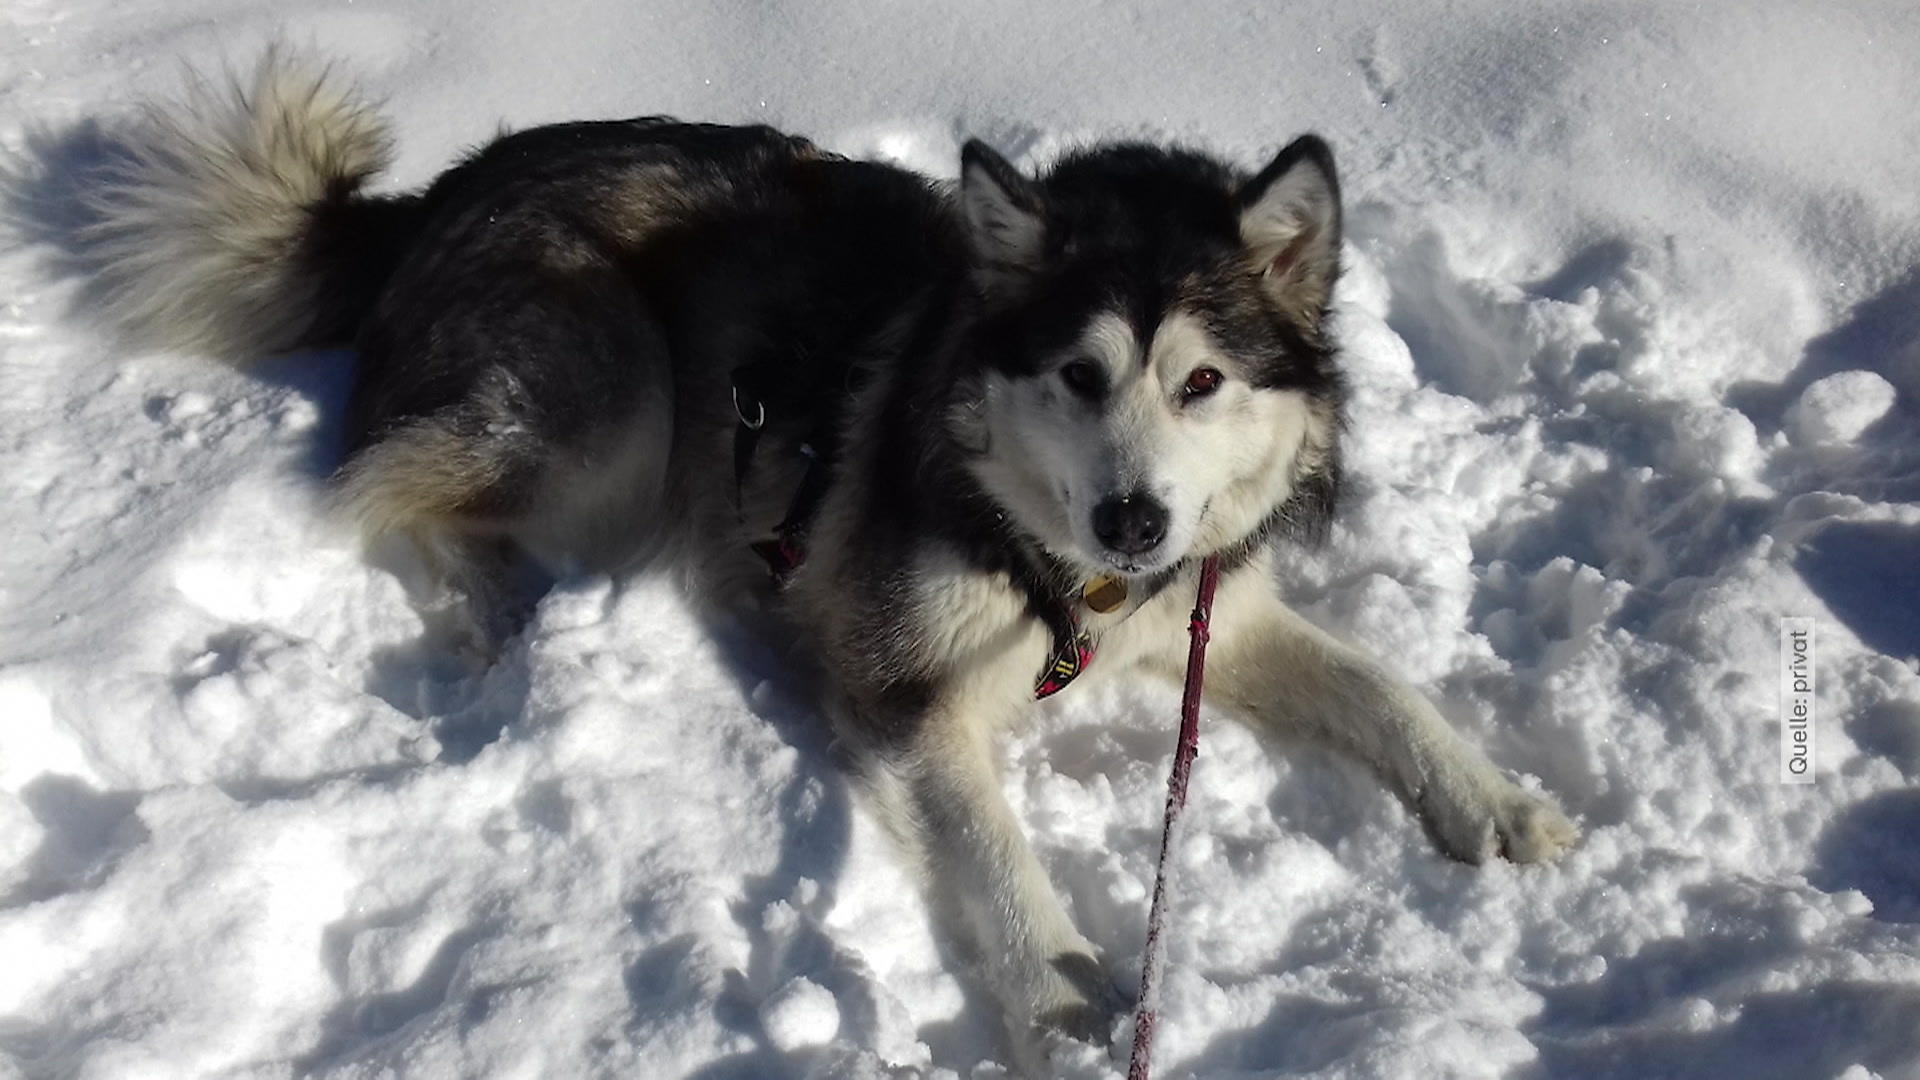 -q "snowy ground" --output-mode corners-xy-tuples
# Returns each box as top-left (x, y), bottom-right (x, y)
(4, 2), (1920, 1078)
